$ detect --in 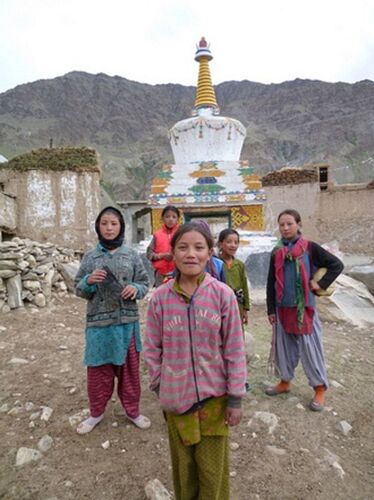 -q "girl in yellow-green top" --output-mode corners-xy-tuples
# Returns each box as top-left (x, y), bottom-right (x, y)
(218, 229), (250, 330)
